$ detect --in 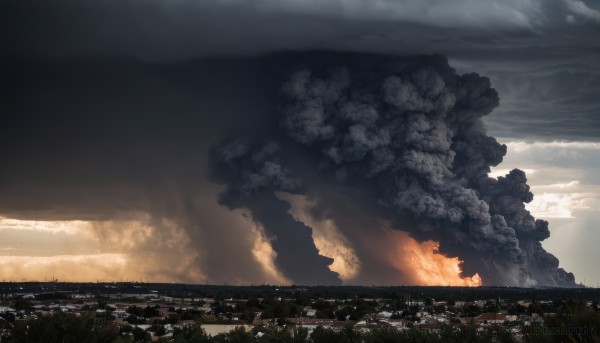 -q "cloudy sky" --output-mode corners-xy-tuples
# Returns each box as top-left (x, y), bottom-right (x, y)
(1, 0), (599, 286)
